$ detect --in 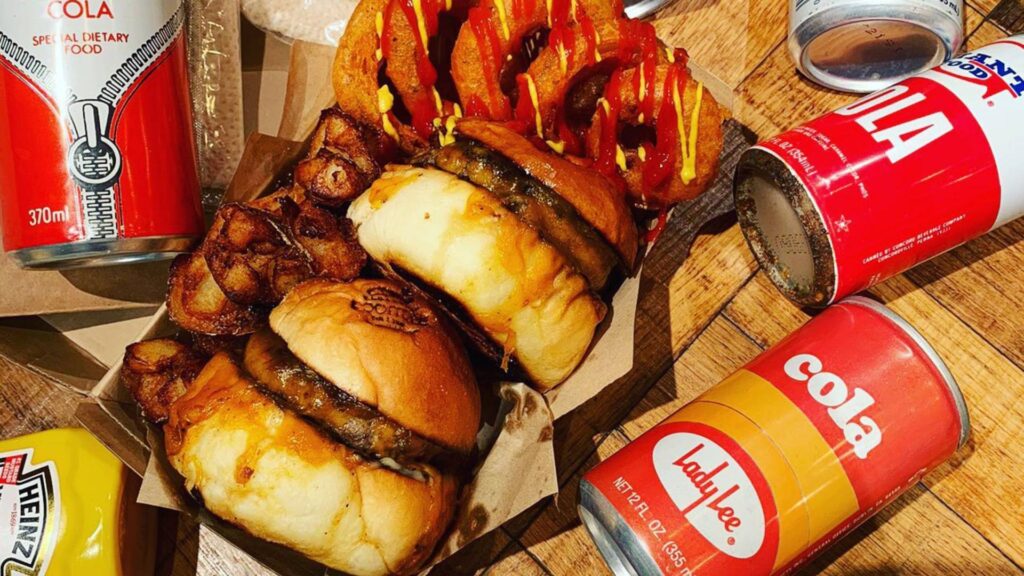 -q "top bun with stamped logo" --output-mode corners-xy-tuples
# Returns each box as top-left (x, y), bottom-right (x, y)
(124, 278), (480, 576)
(270, 278), (481, 454)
